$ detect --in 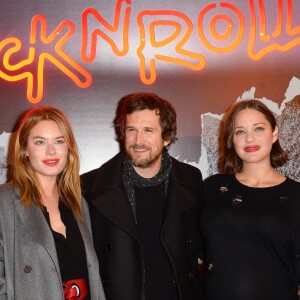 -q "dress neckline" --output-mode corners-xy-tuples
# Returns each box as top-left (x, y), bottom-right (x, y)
(233, 175), (288, 190)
